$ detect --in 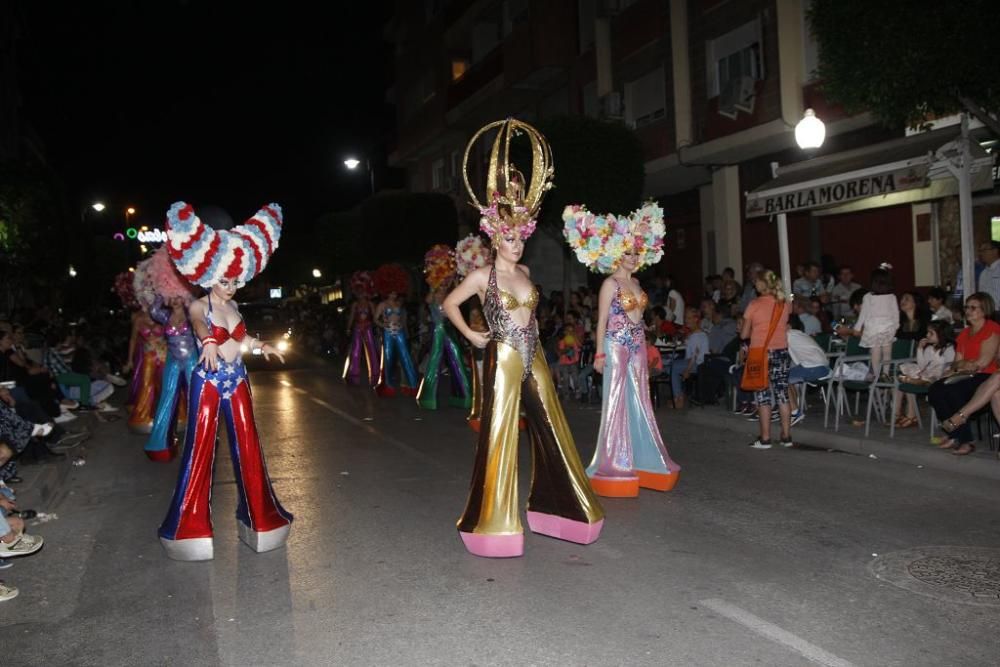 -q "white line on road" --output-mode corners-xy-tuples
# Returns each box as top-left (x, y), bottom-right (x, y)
(699, 598), (857, 667)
